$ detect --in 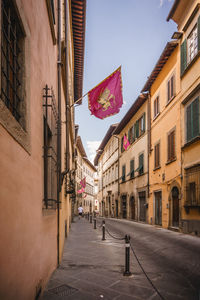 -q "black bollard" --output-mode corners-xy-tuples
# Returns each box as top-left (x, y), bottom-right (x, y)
(94, 218), (97, 229)
(102, 220), (106, 240)
(124, 234), (131, 276)
(90, 214), (92, 223)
